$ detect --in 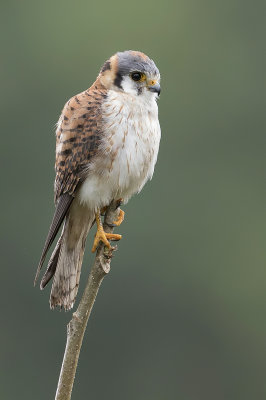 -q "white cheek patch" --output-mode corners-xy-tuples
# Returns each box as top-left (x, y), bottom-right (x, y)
(120, 76), (159, 100)
(121, 76), (138, 95)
